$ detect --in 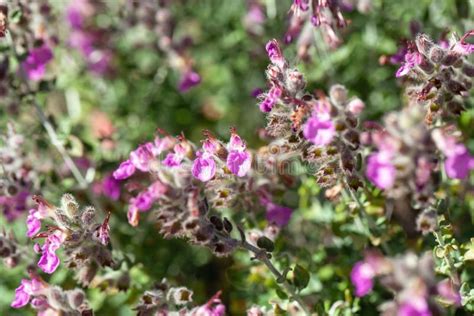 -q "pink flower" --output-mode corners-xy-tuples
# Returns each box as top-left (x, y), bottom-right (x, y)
(11, 278), (45, 309)
(192, 152), (216, 182)
(96, 212), (111, 246)
(162, 143), (187, 167)
(178, 70), (201, 92)
(398, 300), (431, 316)
(366, 151), (396, 189)
(102, 174), (121, 200)
(303, 113), (336, 146)
(444, 144), (474, 179)
(265, 203), (293, 227)
(265, 39), (286, 69)
(131, 191), (154, 211)
(226, 132), (251, 177)
(350, 261), (375, 297)
(395, 51), (423, 77)
(37, 232), (64, 274)
(437, 279), (461, 306)
(130, 143), (154, 172)
(113, 160), (136, 180)
(453, 30), (474, 55)
(26, 209), (42, 238)
(259, 86), (282, 112)
(11, 282), (31, 308)
(191, 291), (226, 316)
(346, 98), (365, 116)
(21, 45), (54, 81)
